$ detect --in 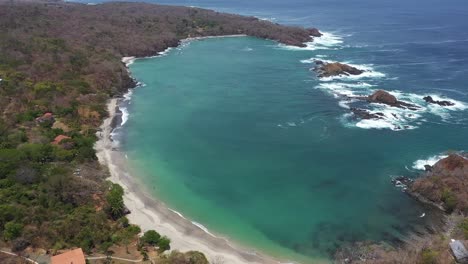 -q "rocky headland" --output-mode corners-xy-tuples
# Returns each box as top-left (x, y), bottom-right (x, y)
(409, 154), (468, 213)
(335, 153), (468, 263)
